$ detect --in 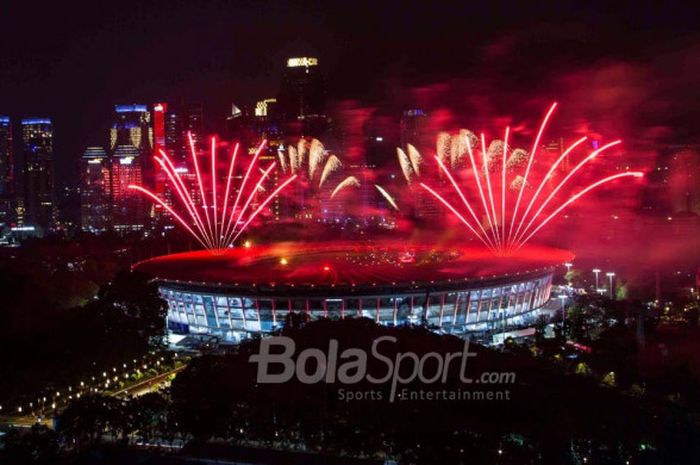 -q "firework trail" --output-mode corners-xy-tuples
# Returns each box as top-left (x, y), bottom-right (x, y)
(308, 138), (327, 180)
(281, 138), (357, 201)
(375, 184), (400, 211)
(330, 175), (360, 198)
(319, 155), (342, 188)
(407, 144), (422, 177)
(506, 148), (528, 170)
(397, 148), (414, 184)
(129, 133), (296, 250)
(437, 132), (451, 165)
(486, 139), (505, 169)
(410, 103), (644, 254)
(277, 147), (288, 173)
(450, 129), (475, 168)
(289, 145), (299, 174)
(297, 138), (307, 169)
